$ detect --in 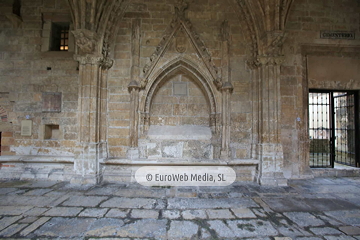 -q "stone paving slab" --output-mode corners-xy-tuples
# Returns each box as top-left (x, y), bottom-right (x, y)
(100, 197), (156, 209)
(42, 207), (83, 217)
(78, 208), (108, 218)
(0, 177), (360, 239)
(167, 197), (258, 209)
(34, 217), (96, 238)
(325, 210), (360, 226)
(0, 206), (33, 215)
(62, 196), (108, 207)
